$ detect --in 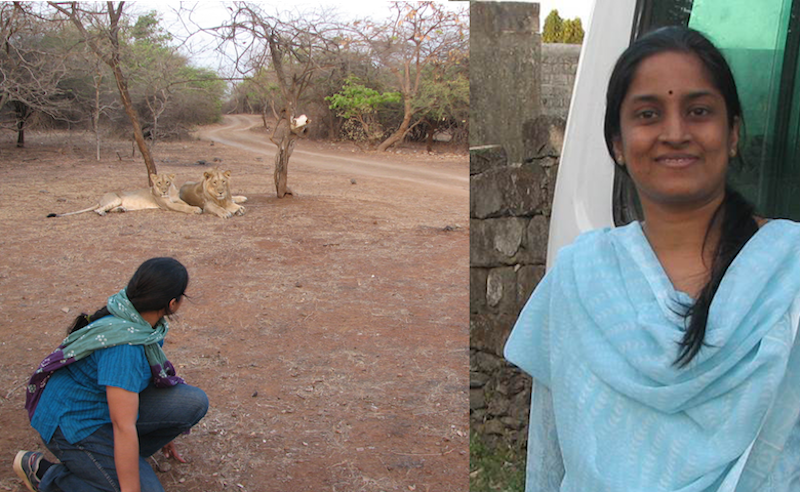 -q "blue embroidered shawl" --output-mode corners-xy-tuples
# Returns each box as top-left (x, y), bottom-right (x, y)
(505, 220), (800, 492)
